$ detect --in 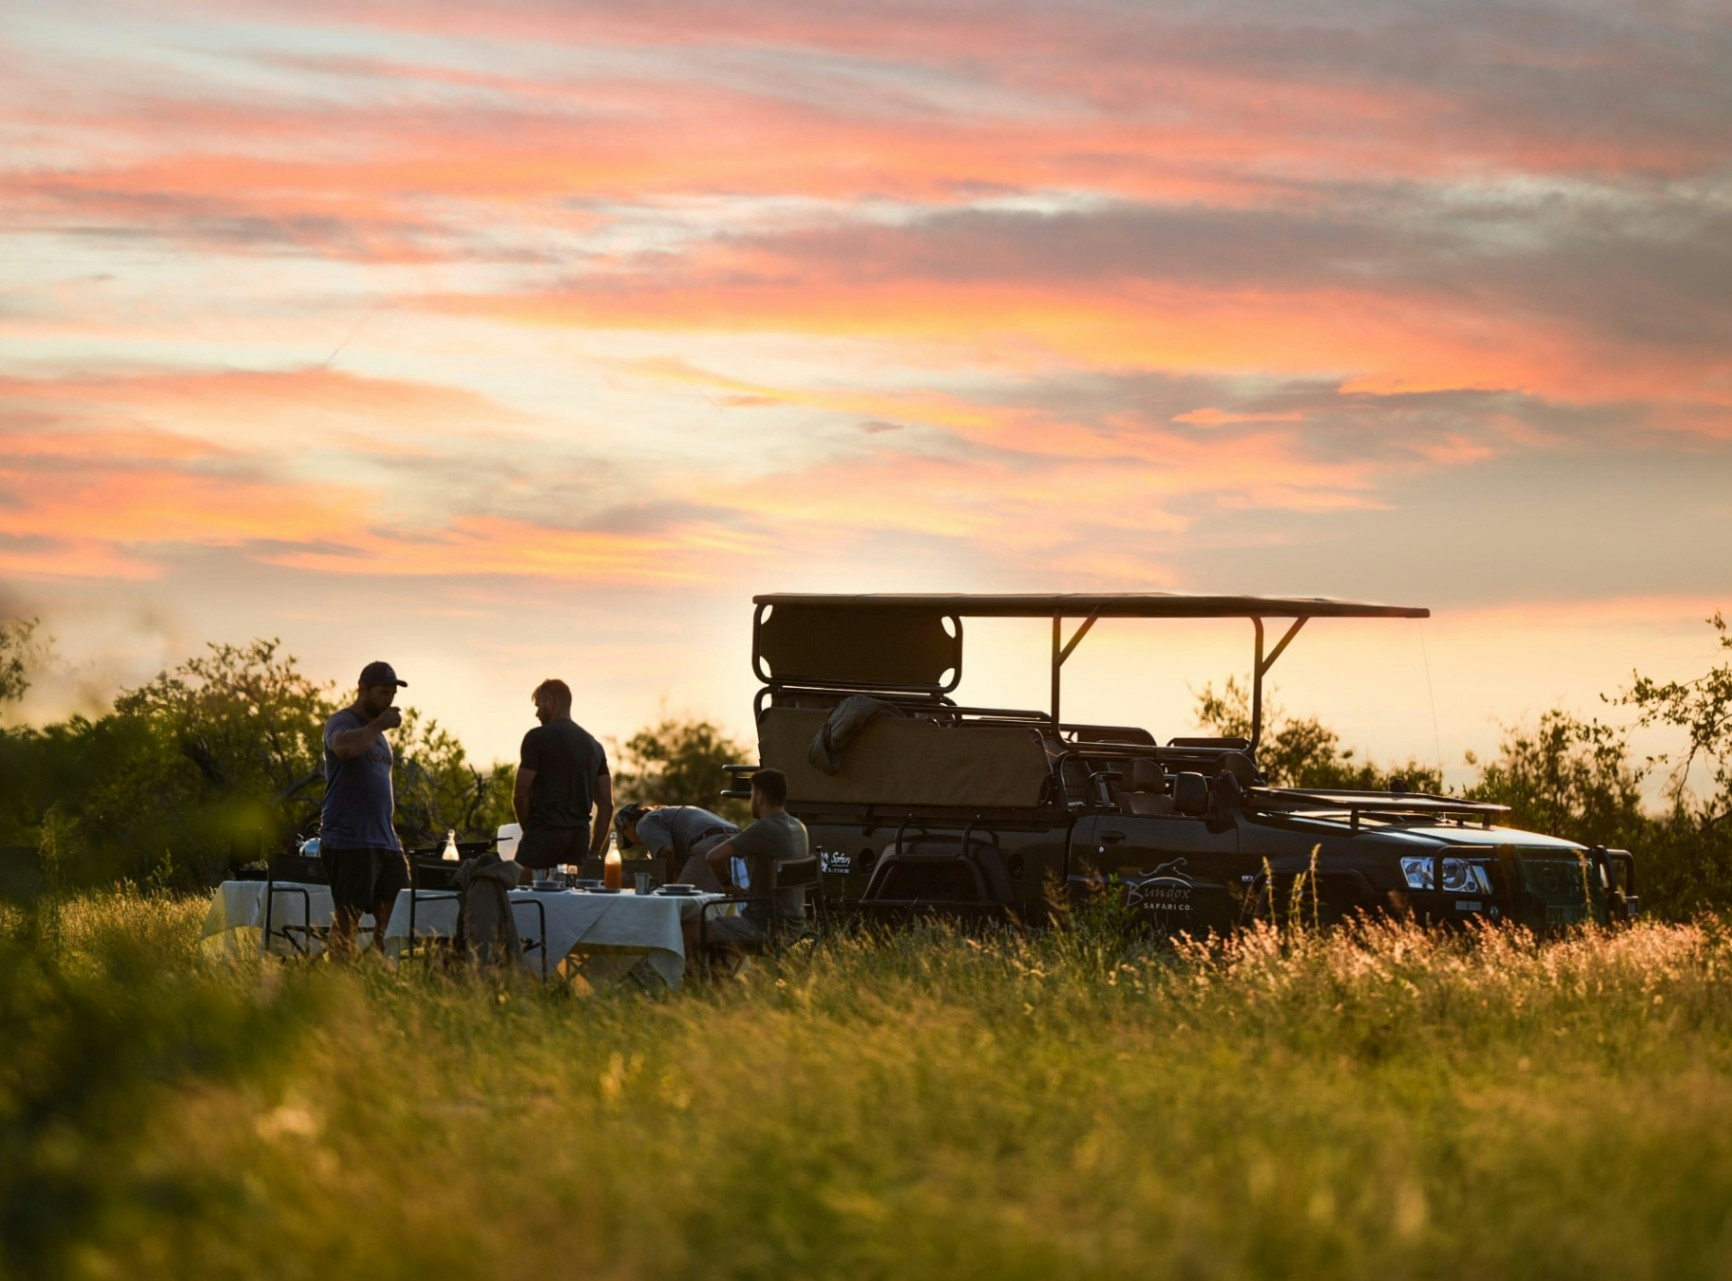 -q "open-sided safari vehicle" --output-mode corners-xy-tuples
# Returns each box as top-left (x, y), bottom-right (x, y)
(728, 593), (1640, 934)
